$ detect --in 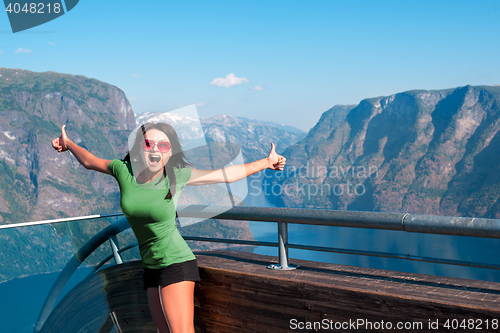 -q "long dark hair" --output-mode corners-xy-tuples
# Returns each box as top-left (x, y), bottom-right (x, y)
(123, 122), (192, 200)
